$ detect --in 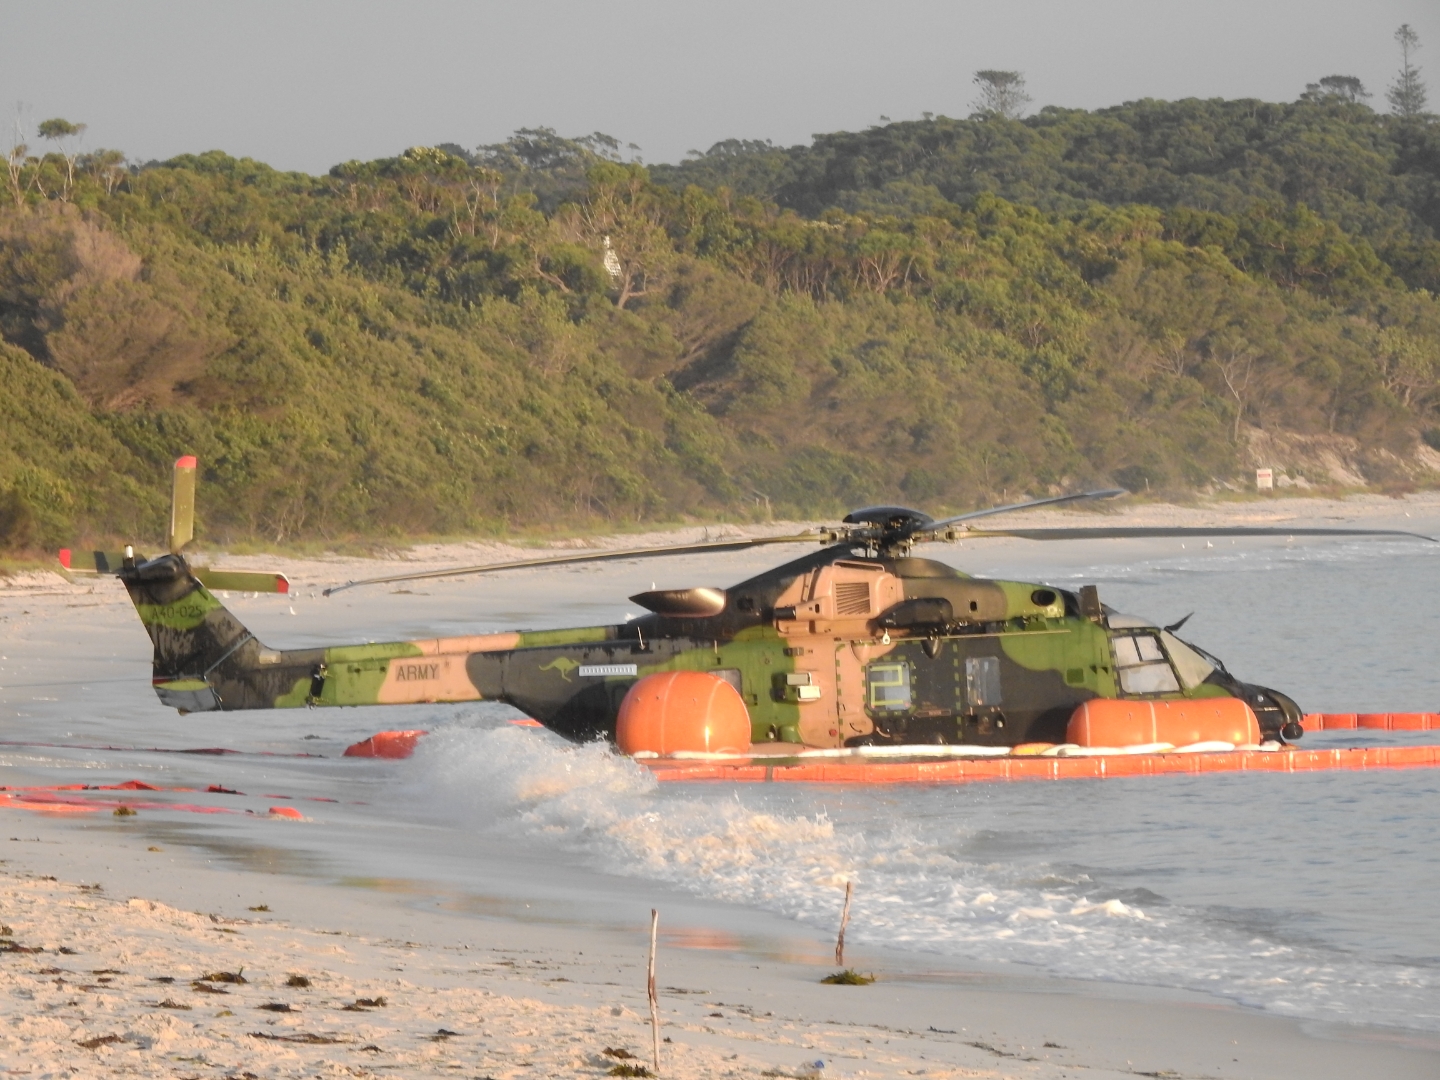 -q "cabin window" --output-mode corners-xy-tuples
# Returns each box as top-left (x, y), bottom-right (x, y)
(866, 662), (912, 712)
(966, 656), (1002, 706)
(1112, 633), (1181, 694)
